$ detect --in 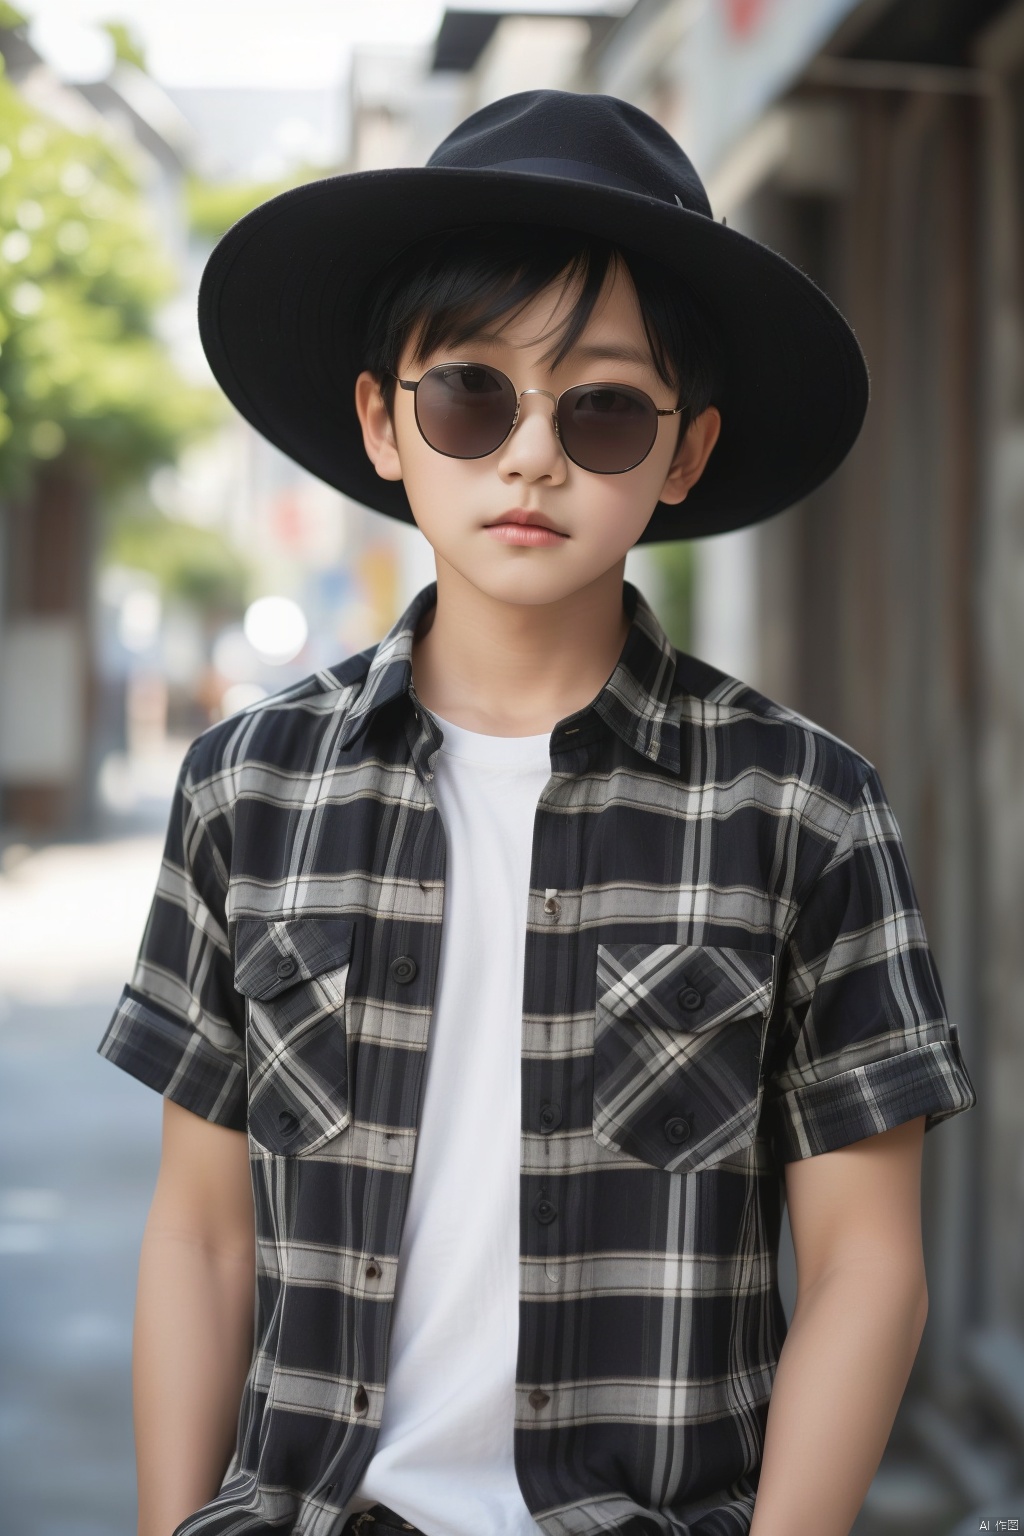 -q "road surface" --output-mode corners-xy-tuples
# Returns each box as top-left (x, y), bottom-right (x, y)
(1, 806), (172, 1535)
